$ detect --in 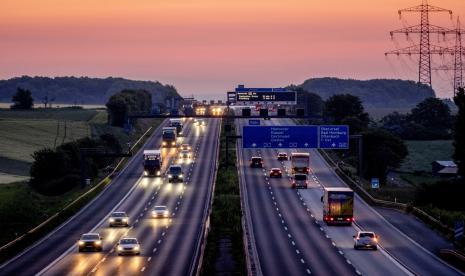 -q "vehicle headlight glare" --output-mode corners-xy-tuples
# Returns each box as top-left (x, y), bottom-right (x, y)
(118, 246), (123, 251)
(95, 240), (101, 245)
(109, 218), (115, 222)
(79, 241), (84, 245)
